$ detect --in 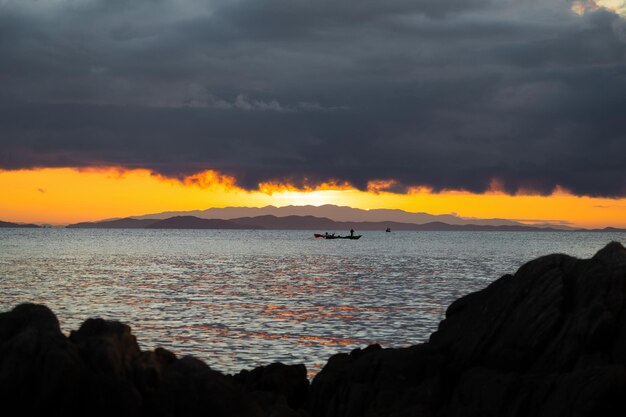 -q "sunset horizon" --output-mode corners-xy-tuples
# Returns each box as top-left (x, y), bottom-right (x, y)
(2, 166), (625, 228)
